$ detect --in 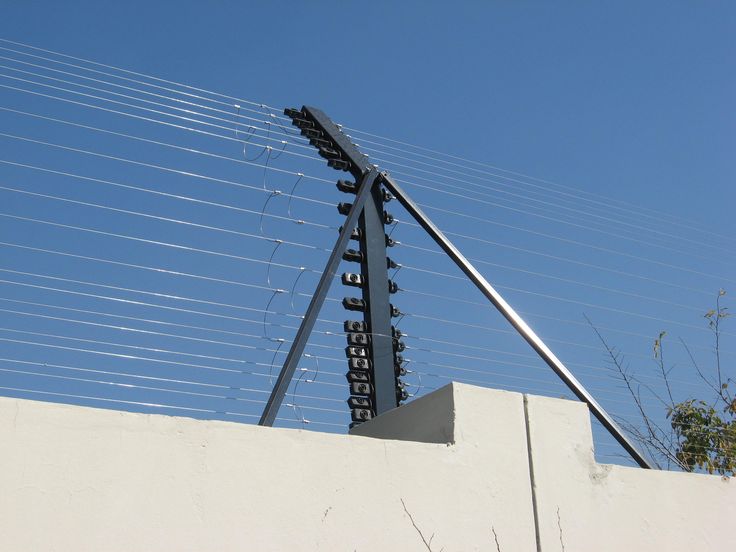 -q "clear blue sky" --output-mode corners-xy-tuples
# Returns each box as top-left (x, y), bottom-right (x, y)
(0, 1), (734, 466)
(3, 1), (733, 224)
